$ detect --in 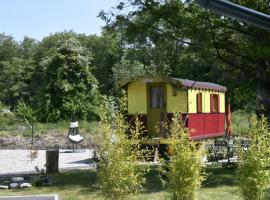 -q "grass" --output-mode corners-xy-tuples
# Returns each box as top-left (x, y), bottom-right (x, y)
(0, 120), (101, 137)
(231, 110), (251, 136)
(0, 165), (245, 200)
(0, 109), (250, 137)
